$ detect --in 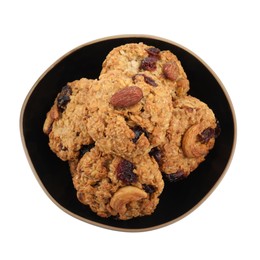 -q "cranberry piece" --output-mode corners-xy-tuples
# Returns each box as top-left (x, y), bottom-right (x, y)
(116, 159), (137, 184)
(163, 170), (186, 182)
(132, 74), (157, 87)
(140, 56), (157, 71)
(197, 128), (215, 144)
(79, 143), (95, 158)
(142, 184), (156, 194)
(146, 47), (161, 57)
(132, 126), (148, 143)
(144, 75), (157, 87)
(57, 85), (72, 112)
(149, 147), (162, 166)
